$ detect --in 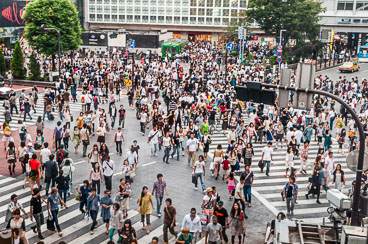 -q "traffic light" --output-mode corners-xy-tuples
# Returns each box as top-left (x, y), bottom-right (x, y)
(252, 35), (258, 41)
(248, 34), (258, 41)
(236, 83), (276, 105)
